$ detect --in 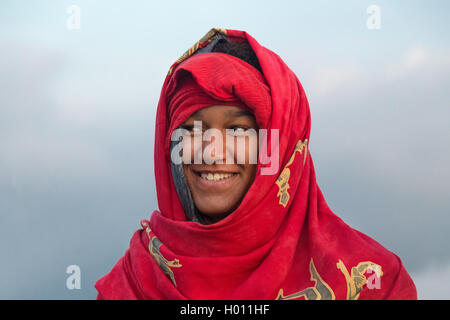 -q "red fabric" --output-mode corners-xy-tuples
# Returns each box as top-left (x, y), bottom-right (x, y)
(95, 29), (417, 300)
